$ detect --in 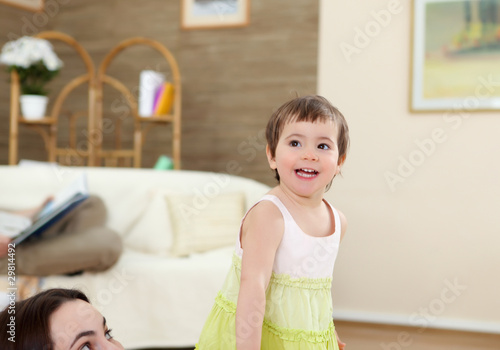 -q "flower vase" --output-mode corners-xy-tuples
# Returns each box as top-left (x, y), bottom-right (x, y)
(20, 95), (48, 120)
